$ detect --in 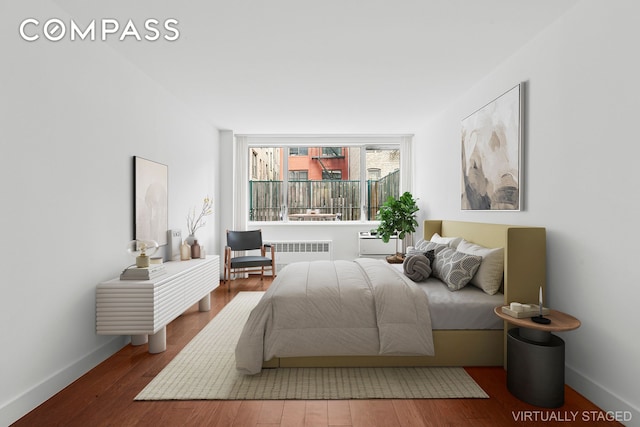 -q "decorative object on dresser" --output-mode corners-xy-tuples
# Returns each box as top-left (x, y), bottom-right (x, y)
(96, 256), (220, 353)
(133, 156), (168, 245)
(180, 240), (191, 260)
(461, 83), (523, 211)
(167, 229), (182, 261)
(376, 191), (419, 263)
(190, 239), (201, 259)
(125, 239), (159, 268)
(186, 195), (213, 245)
